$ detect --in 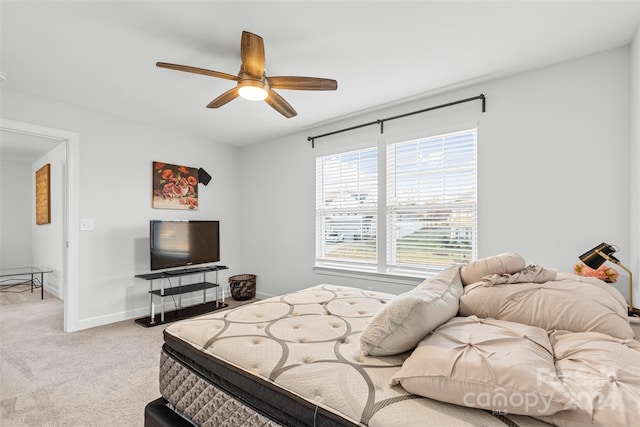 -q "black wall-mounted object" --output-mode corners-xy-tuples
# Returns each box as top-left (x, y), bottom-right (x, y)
(198, 168), (212, 186)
